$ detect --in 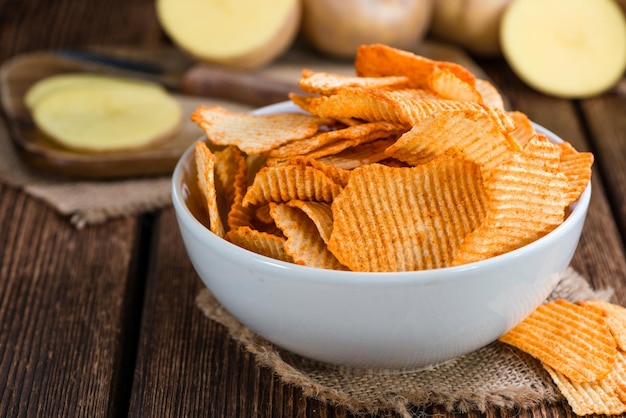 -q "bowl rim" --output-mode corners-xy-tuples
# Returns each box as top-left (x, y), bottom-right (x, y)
(172, 101), (591, 284)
